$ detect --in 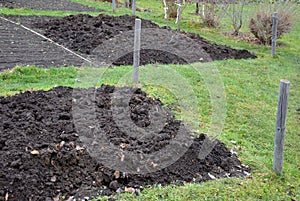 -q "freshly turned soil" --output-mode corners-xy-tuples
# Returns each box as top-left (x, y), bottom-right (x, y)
(0, 16), (85, 71)
(0, 14), (256, 69)
(0, 85), (251, 201)
(0, 2), (253, 200)
(0, 0), (102, 12)
(32, 14), (256, 65)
